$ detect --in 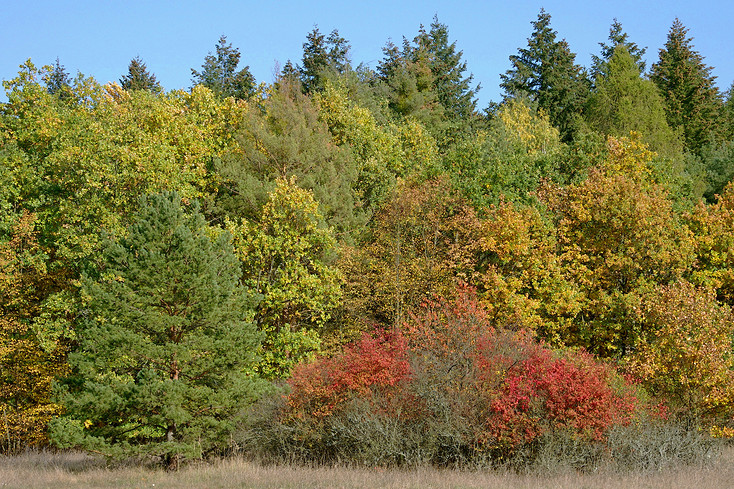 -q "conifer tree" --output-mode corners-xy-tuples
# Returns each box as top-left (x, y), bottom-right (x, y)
(45, 57), (71, 99)
(191, 35), (256, 100)
(591, 19), (646, 79)
(51, 192), (263, 469)
(586, 45), (681, 156)
(299, 26), (351, 93)
(650, 19), (723, 152)
(413, 16), (478, 120)
(120, 56), (162, 93)
(501, 9), (589, 141)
